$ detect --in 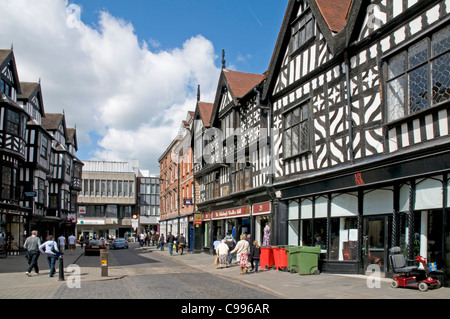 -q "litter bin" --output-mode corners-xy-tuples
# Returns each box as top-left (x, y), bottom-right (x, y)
(273, 246), (288, 271)
(260, 247), (274, 270)
(297, 246), (320, 275)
